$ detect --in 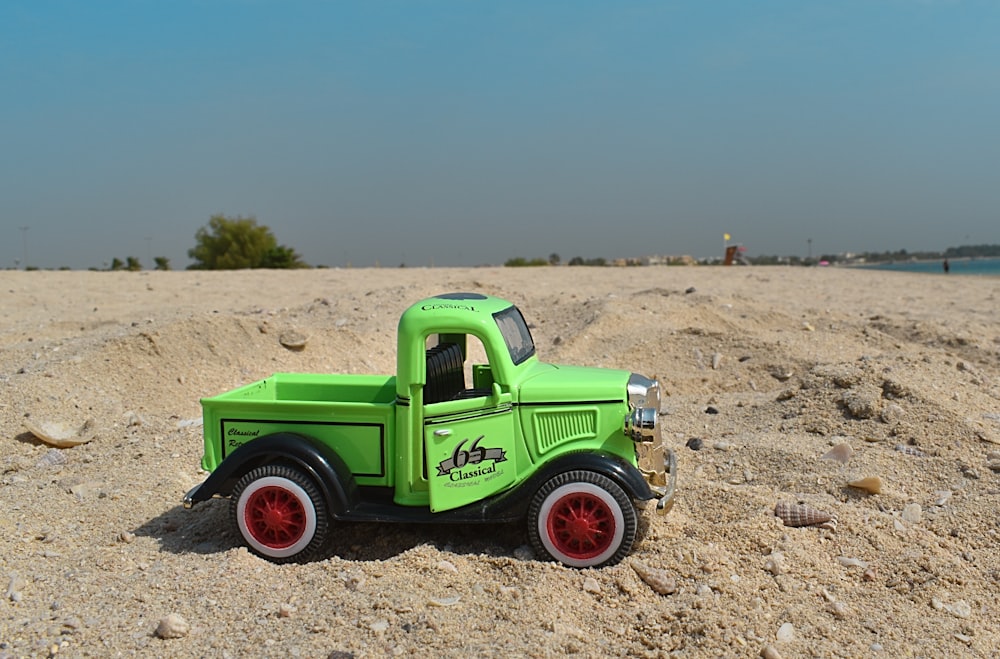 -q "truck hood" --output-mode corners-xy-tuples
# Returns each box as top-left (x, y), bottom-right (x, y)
(517, 363), (630, 404)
